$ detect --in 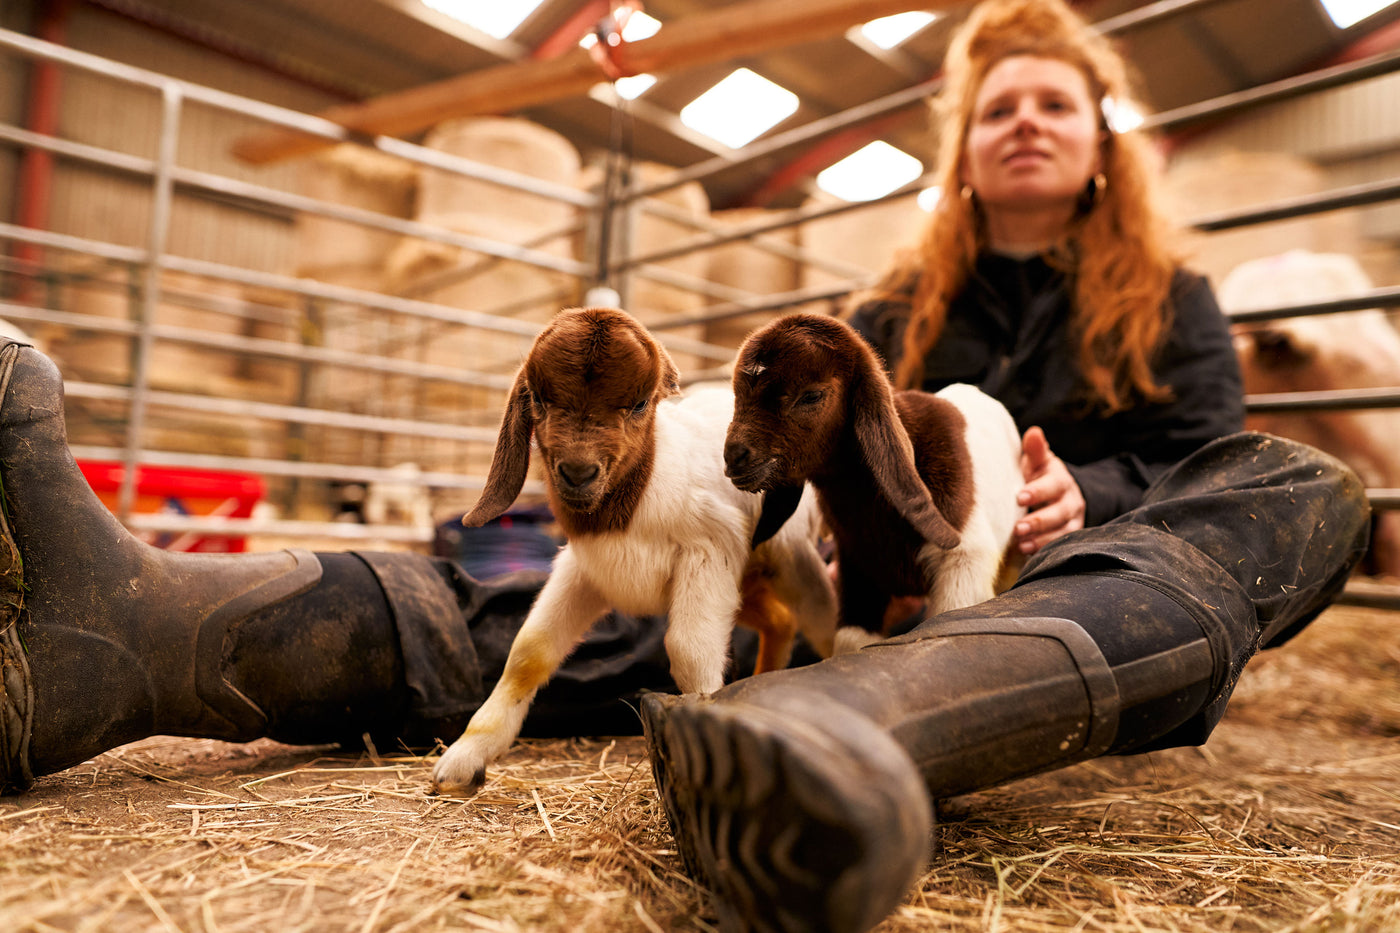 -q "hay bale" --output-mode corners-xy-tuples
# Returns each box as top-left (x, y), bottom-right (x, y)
(51, 261), (133, 383)
(293, 144), (417, 278)
(54, 267), (251, 392)
(385, 117), (584, 388)
(798, 191), (925, 294)
(1161, 149), (1364, 287)
(415, 116), (581, 233)
(704, 207), (802, 349)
